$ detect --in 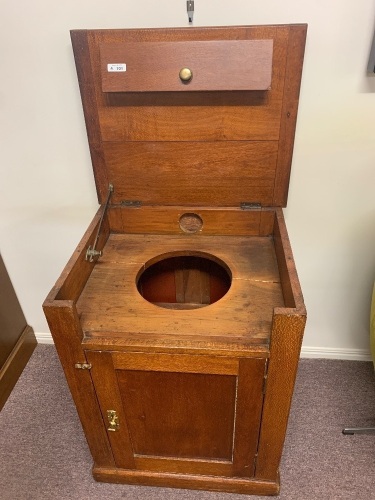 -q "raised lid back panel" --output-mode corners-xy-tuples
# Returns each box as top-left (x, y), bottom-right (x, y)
(71, 25), (306, 207)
